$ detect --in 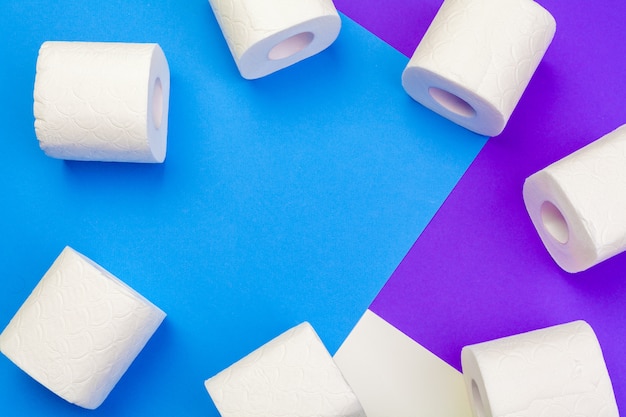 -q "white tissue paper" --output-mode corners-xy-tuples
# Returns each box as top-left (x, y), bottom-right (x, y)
(334, 310), (472, 417)
(205, 322), (366, 417)
(523, 125), (626, 273)
(207, 0), (341, 79)
(461, 321), (619, 417)
(34, 41), (170, 163)
(0, 246), (166, 409)
(401, 0), (555, 136)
